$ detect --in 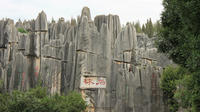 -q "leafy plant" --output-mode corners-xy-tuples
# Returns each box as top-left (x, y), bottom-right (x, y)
(160, 66), (190, 112)
(18, 28), (28, 33)
(0, 86), (86, 112)
(160, 66), (180, 112)
(174, 75), (193, 111)
(134, 21), (142, 33)
(0, 80), (4, 93)
(157, 0), (200, 111)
